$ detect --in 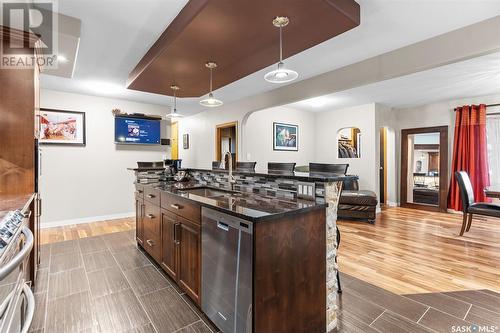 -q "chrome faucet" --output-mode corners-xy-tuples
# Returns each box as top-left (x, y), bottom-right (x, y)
(223, 151), (236, 190)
